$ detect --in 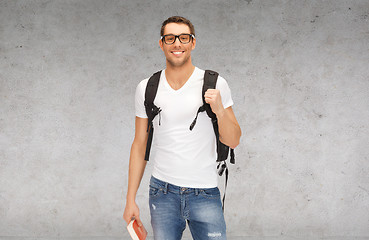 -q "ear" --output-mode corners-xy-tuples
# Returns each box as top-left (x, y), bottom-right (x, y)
(191, 37), (196, 50)
(159, 39), (164, 51)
